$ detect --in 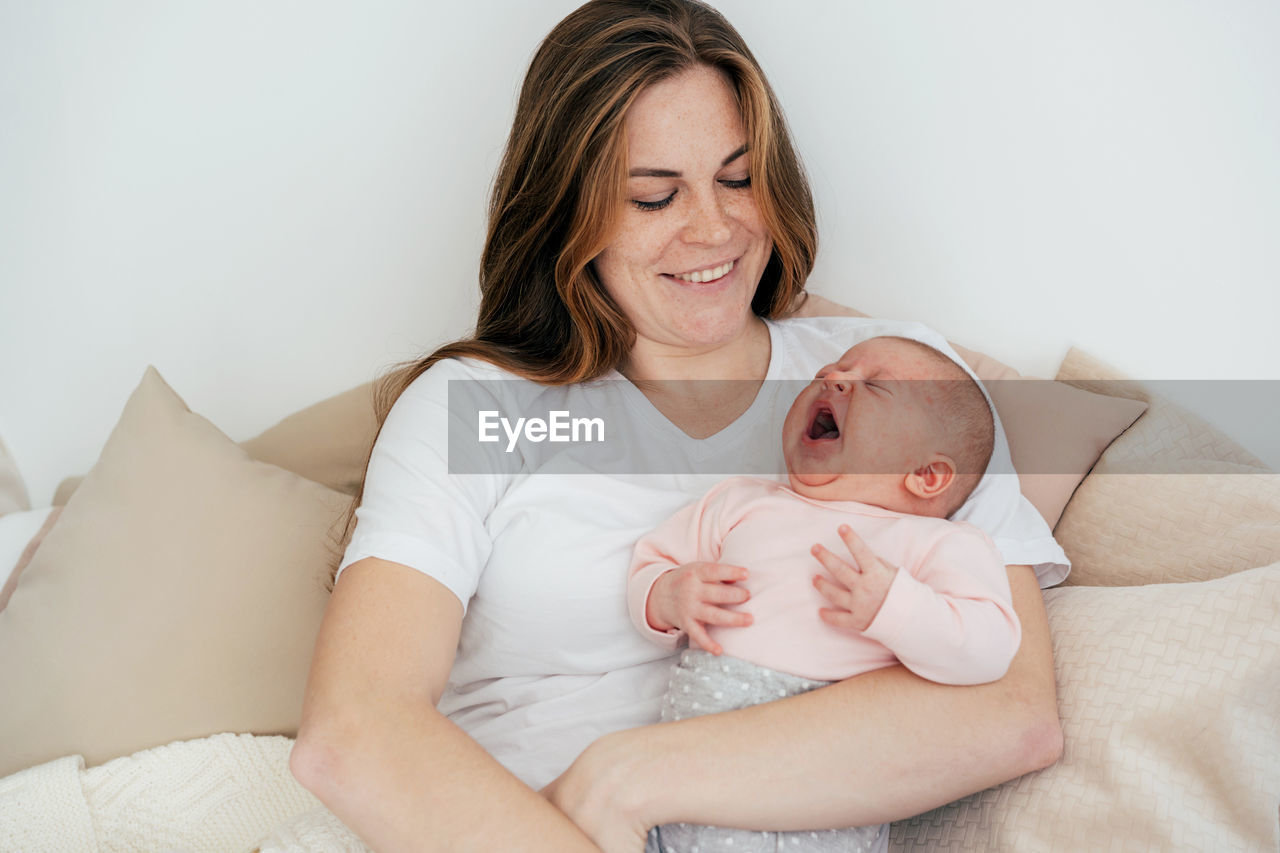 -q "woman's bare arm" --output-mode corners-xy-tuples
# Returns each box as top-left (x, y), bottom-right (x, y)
(544, 565), (1062, 843)
(290, 557), (602, 853)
